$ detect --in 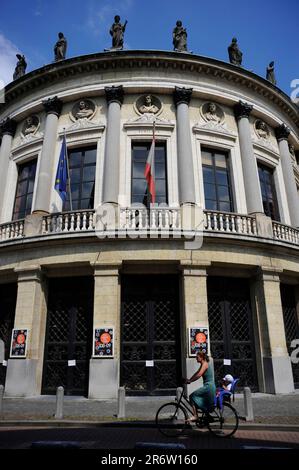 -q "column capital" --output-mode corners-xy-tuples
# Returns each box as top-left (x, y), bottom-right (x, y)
(105, 85), (124, 106)
(14, 265), (44, 283)
(92, 261), (122, 276)
(179, 261), (211, 276)
(0, 117), (17, 137)
(275, 123), (290, 142)
(257, 266), (283, 282)
(42, 96), (63, 116)
(234, 100), (253, 120)
(173, 86), (193, 107)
